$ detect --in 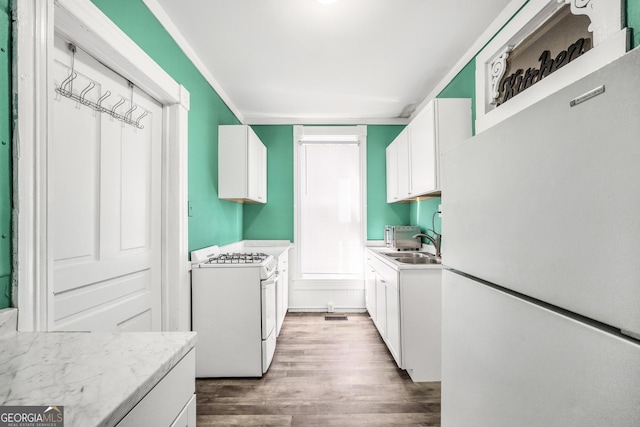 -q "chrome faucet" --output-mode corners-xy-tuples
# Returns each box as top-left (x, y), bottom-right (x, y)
(413, 230), (442, 258)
